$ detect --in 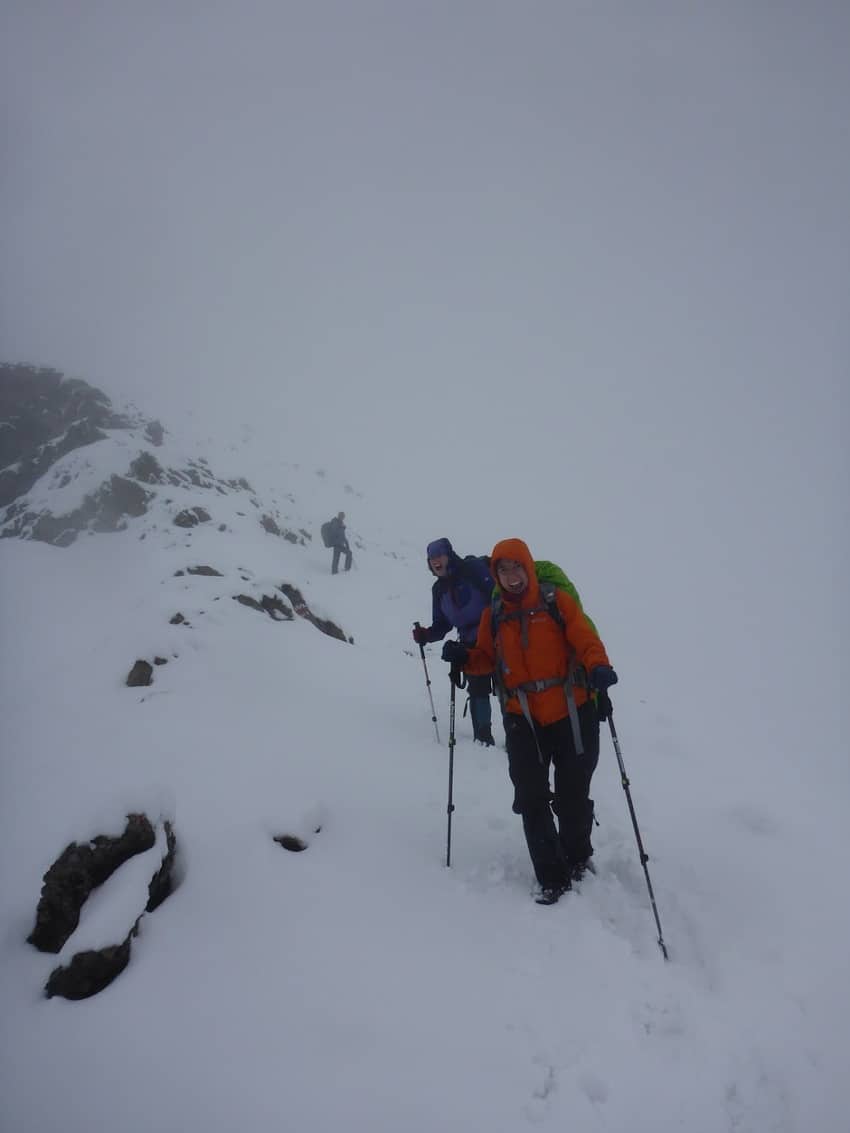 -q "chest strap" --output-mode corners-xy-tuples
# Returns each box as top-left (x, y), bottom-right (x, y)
(507, 662), (586, 757)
